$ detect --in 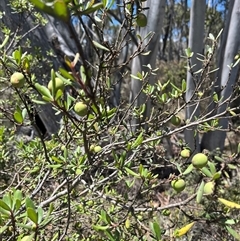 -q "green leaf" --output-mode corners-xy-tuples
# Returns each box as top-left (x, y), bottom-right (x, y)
(22, 57), (30, 72)
(201, 167), (213, 178)
(208, 161), (216, 175)
(131, 132), (143, 149)
(100, 210), (111, 224)
(181, 79), (186, 92)
(150, 221), (162, 240)
(25, 197), (35, 209)
(35, 83), (53, 100)
(104, 229), (115, 241)
(92, 40), (110, 51)
(225, 219), (236, 225)
(0, 200), (11, 211)
(125, 167), (140, 178)
(15, 199), (21, 211)
(226, 226), (240, 240)
(213, 92), (219, 103)
(42, 95), (54, 102)
(196, 181), (205, 204)
(0, 226), (8, 234)
(81, 3), (104, 15)
(66, 93), (74, 110)
(13, 108), (23, 124)
(27, 207), (38, 224)
(93, 225), (110, 231)
(13, 49), (22, 65)
(13, 189), (23, 207)
(31, 99), (48, 105)
(55, 89), (63, 101)
(20, 234), (34, 241)
(182, 164), (193, 175)
(37, 207), (44, 224)
(29, 0), (55, 16)
(214, 155), (224, 162)
(53, 0), (70, 22)
(22, 108), (27, 120)
(185, 47), (193, 58)
(59, 68), (74, 81)
(0, 35), (9, 49)
(170, 82), (182, 93)
(16, 223), (33, 230)
(80, 65), (87, 83)
(47, 164), (63, 169)
(3, 193), (12, 209)
(212, 171), (221, 180)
